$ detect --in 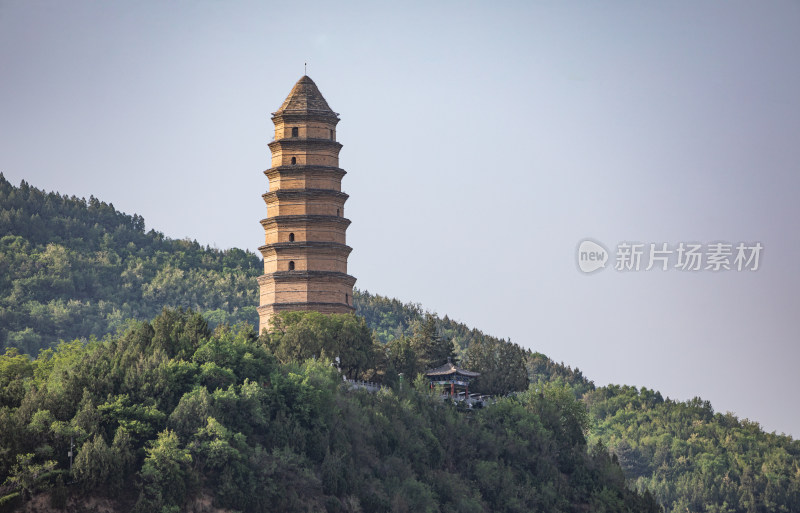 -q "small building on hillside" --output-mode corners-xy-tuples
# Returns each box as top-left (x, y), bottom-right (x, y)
(425, 360), (480, 399)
